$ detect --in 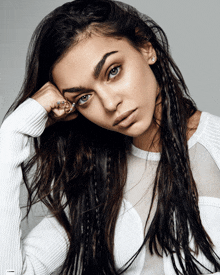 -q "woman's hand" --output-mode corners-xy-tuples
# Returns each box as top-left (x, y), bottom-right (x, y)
(32, 82), (78, 127)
